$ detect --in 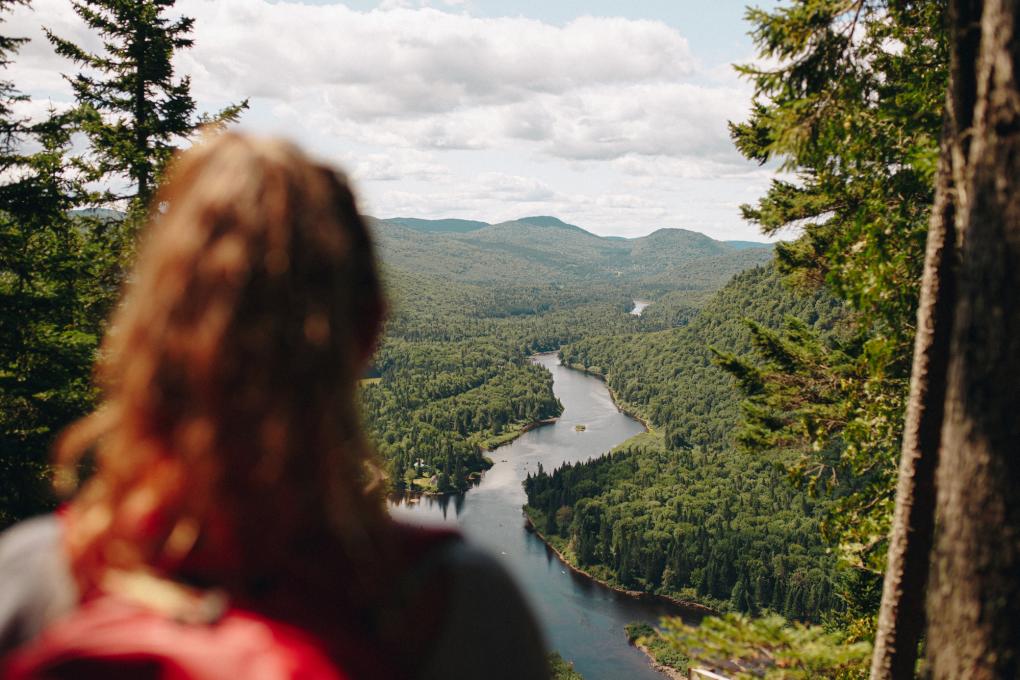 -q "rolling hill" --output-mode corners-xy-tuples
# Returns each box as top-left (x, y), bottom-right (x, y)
(368, 215), (773, 292)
